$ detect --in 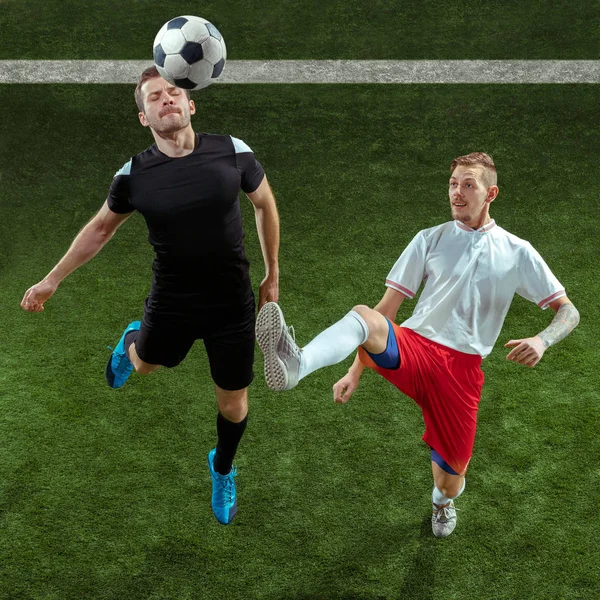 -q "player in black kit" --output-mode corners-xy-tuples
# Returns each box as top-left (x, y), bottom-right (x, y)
(21, 66), (280, 525)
